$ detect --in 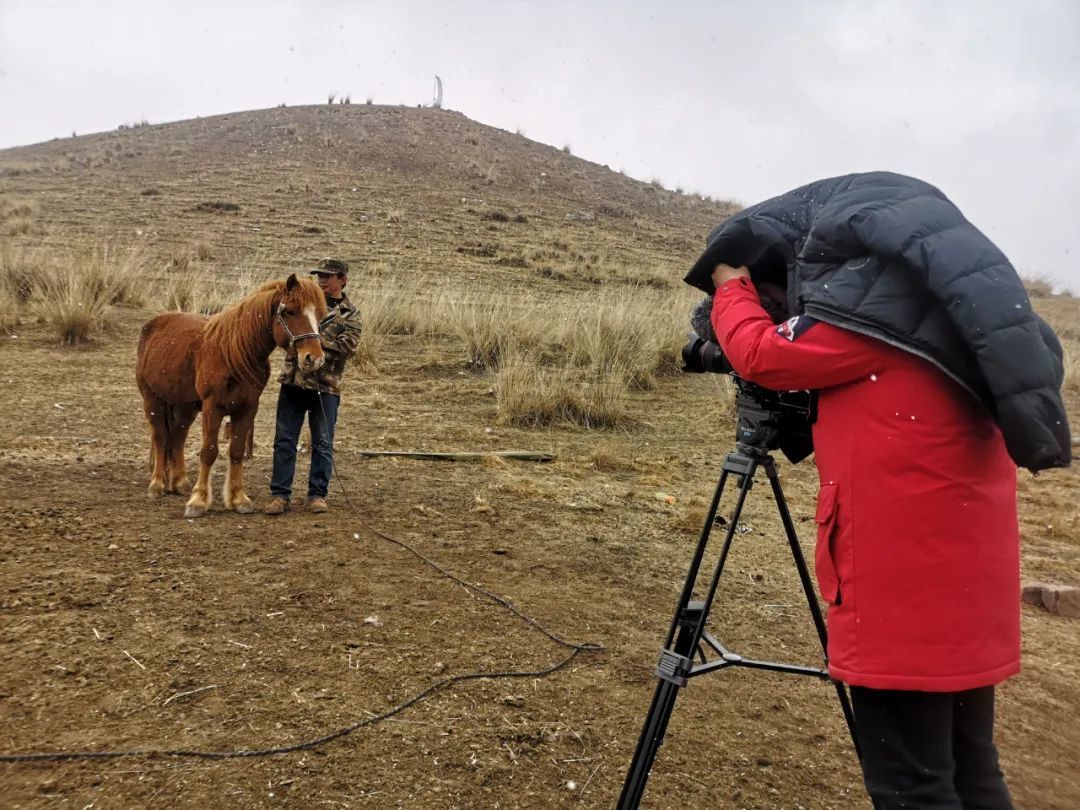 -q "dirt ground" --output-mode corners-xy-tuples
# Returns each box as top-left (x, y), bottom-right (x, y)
(1, 305), (1078, 810)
